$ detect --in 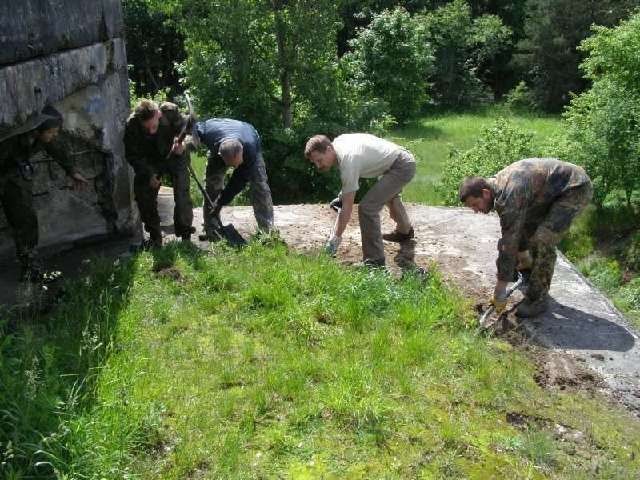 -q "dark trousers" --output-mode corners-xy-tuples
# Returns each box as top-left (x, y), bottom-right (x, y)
(0, 174), (38, 269)
(134, 156), (194, 238)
